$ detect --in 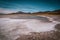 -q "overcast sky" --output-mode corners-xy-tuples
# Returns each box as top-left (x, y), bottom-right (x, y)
(0, 0), (60, 13)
